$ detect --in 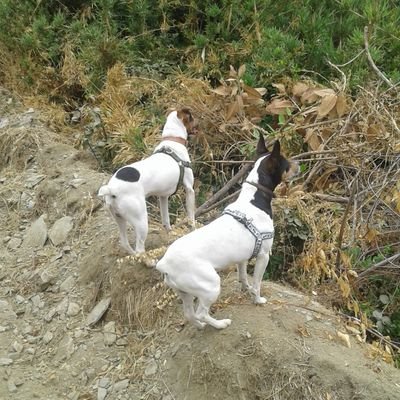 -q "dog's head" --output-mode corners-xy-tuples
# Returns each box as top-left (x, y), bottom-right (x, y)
(177, 107), (198, 136)
(255, 133), (299, 189)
